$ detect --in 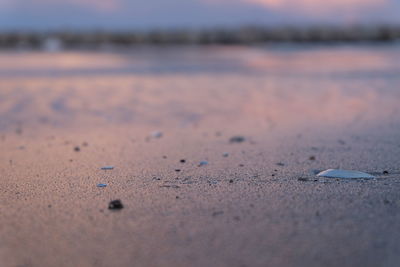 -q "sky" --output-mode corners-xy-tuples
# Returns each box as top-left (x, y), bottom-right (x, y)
(0, 0), (399, 30)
